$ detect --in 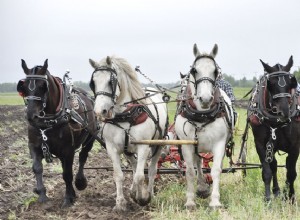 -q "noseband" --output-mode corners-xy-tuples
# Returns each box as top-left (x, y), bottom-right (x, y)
(91, 67), (120, 104)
